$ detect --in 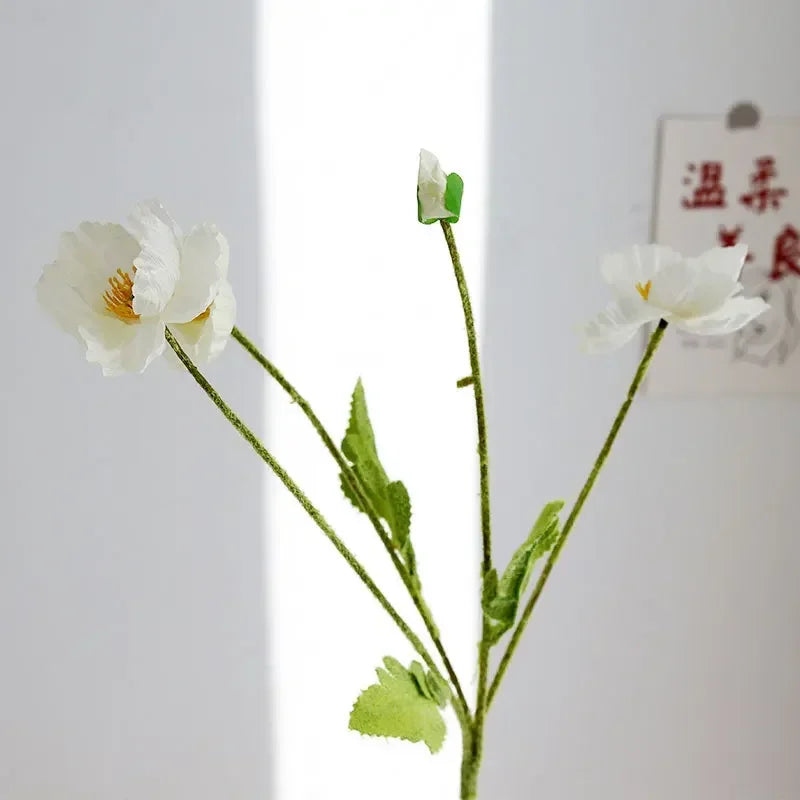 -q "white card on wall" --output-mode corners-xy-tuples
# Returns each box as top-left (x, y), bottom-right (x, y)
(647, 115), (800, 395)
